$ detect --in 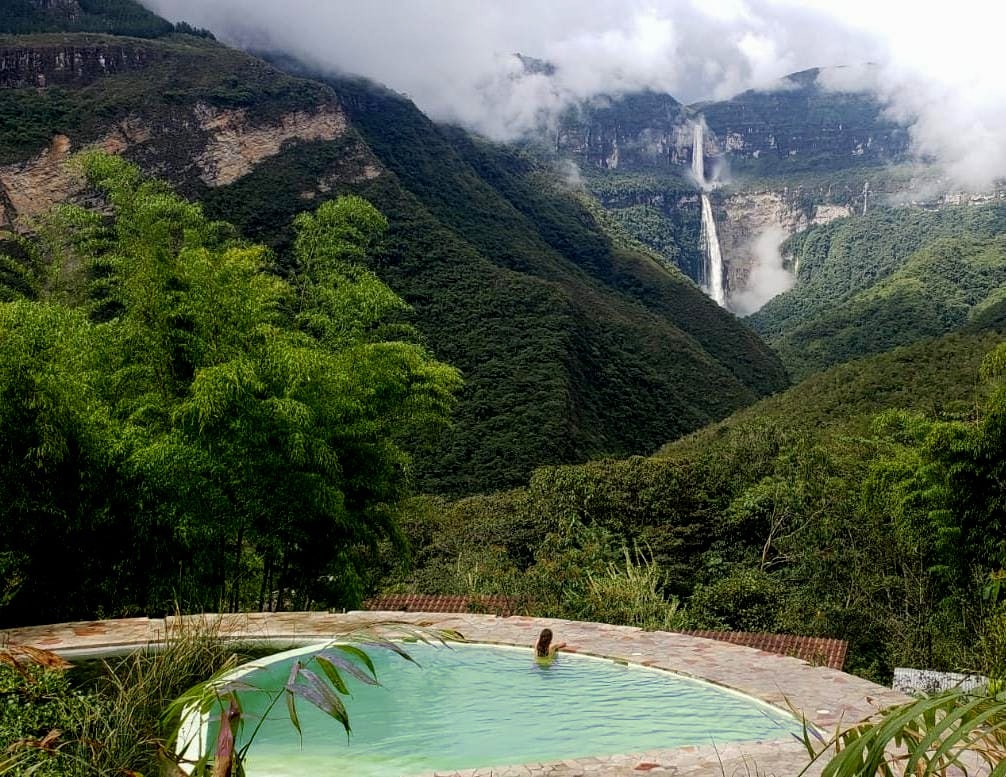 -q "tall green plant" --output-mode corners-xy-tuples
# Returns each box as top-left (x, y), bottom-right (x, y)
(799, 690), (1006, 776)
(166, 623), (462, 777)
(0, 153), (462, 623)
